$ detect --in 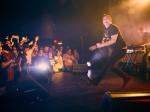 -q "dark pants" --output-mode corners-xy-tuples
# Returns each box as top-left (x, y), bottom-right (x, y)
(142, 48), (150, 69)
(96, 49), (129, 82)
